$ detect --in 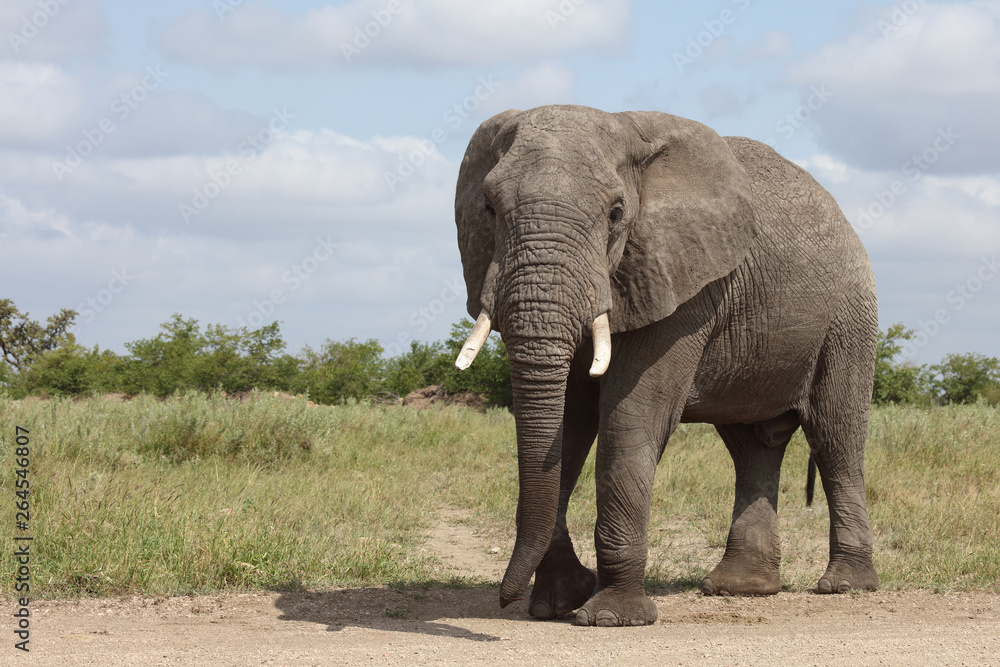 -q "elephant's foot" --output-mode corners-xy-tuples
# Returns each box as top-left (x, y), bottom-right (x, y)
(573, 588), (657, 627)
(529, 557), (597, 620)
(817, 557), (879, 594)
(700, 555), (780, 596)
